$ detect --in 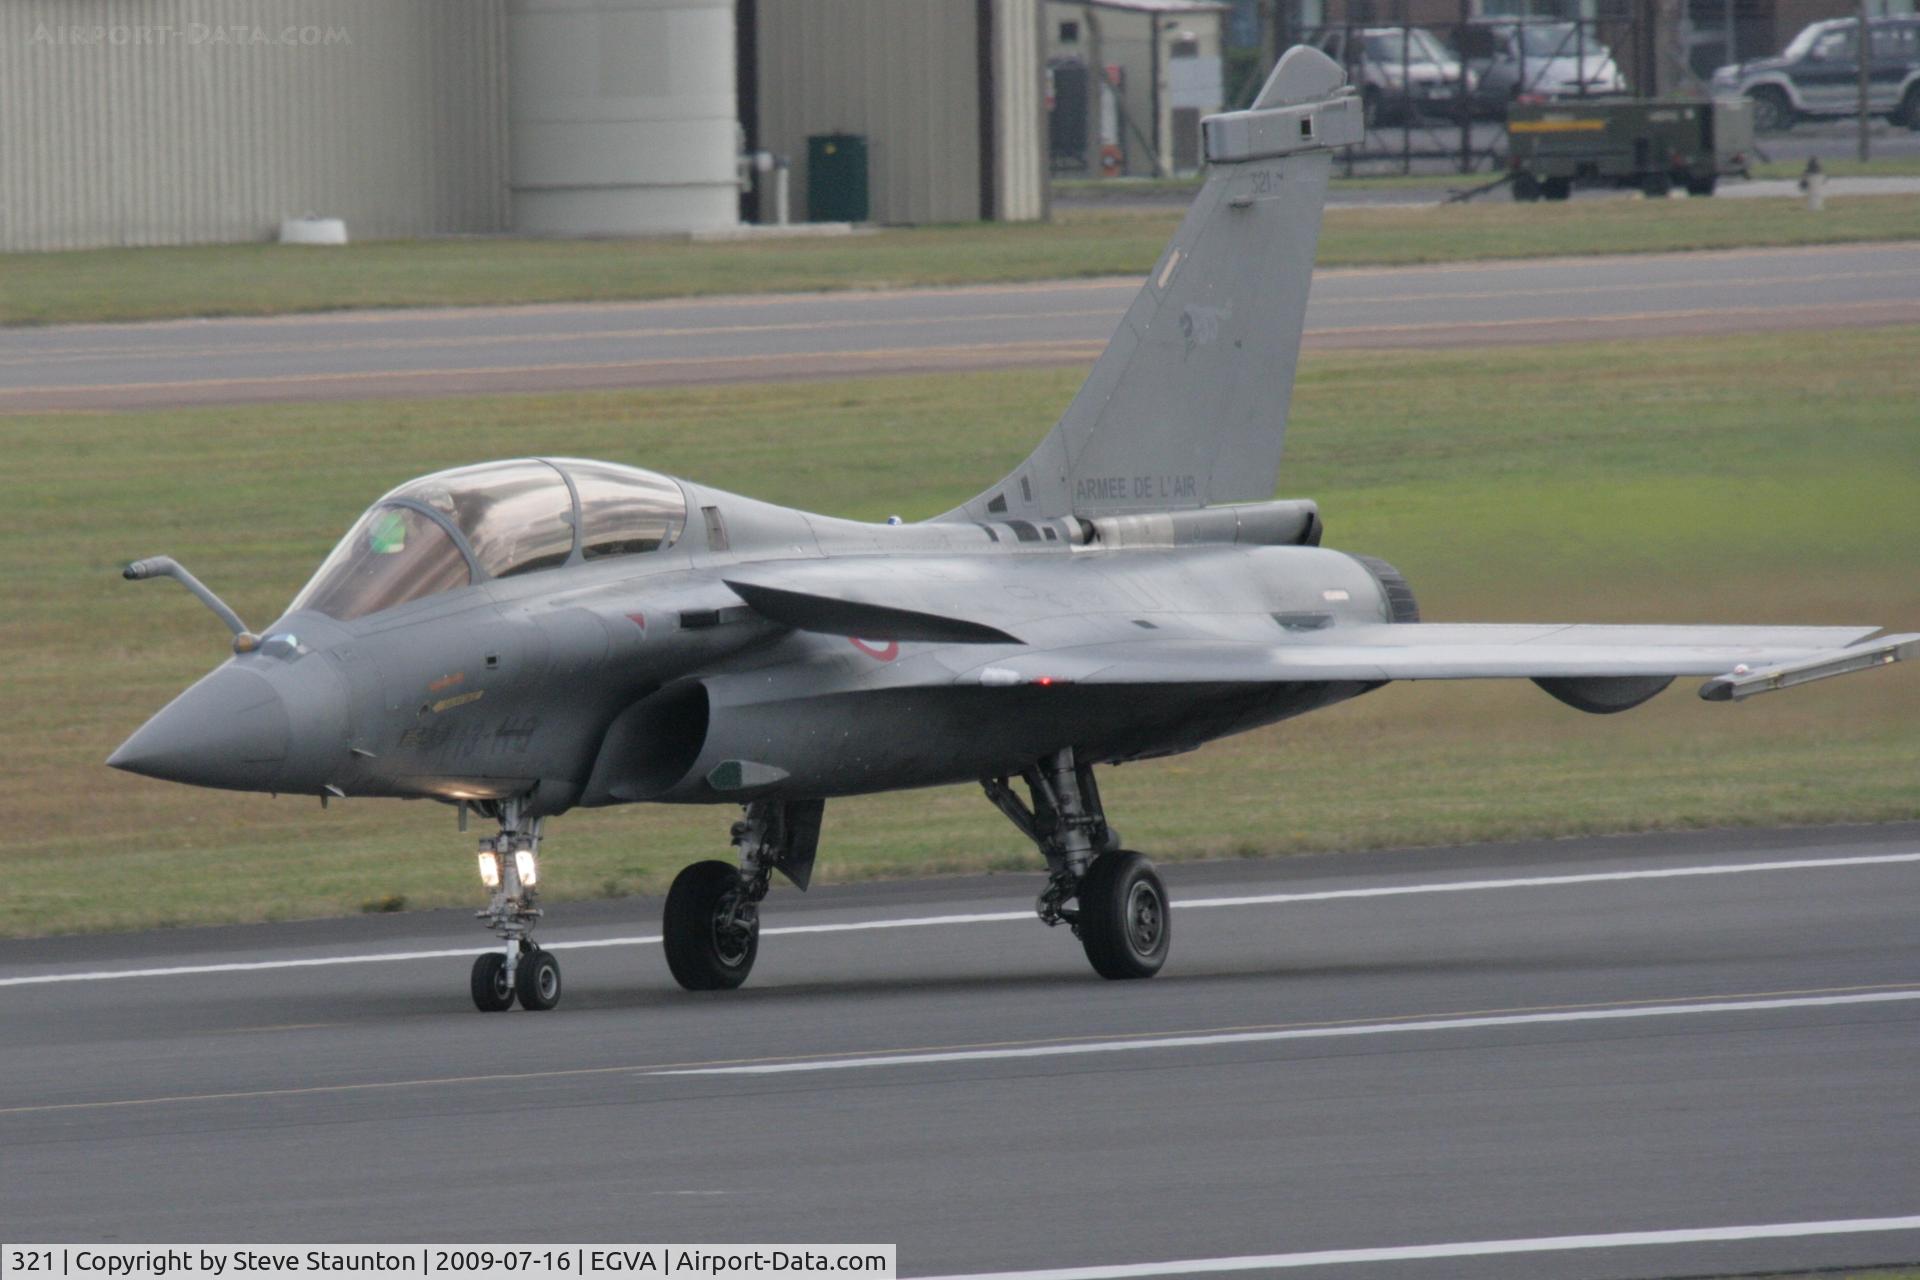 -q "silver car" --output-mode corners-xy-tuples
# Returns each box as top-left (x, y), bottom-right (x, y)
(1316, 27), (1469, 126)
(1455, 20), (1628, 117)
